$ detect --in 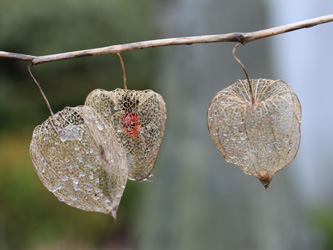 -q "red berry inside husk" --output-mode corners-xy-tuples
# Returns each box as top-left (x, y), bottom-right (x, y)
(121, 111), (141, 138)
(85, 88), (166, 182)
